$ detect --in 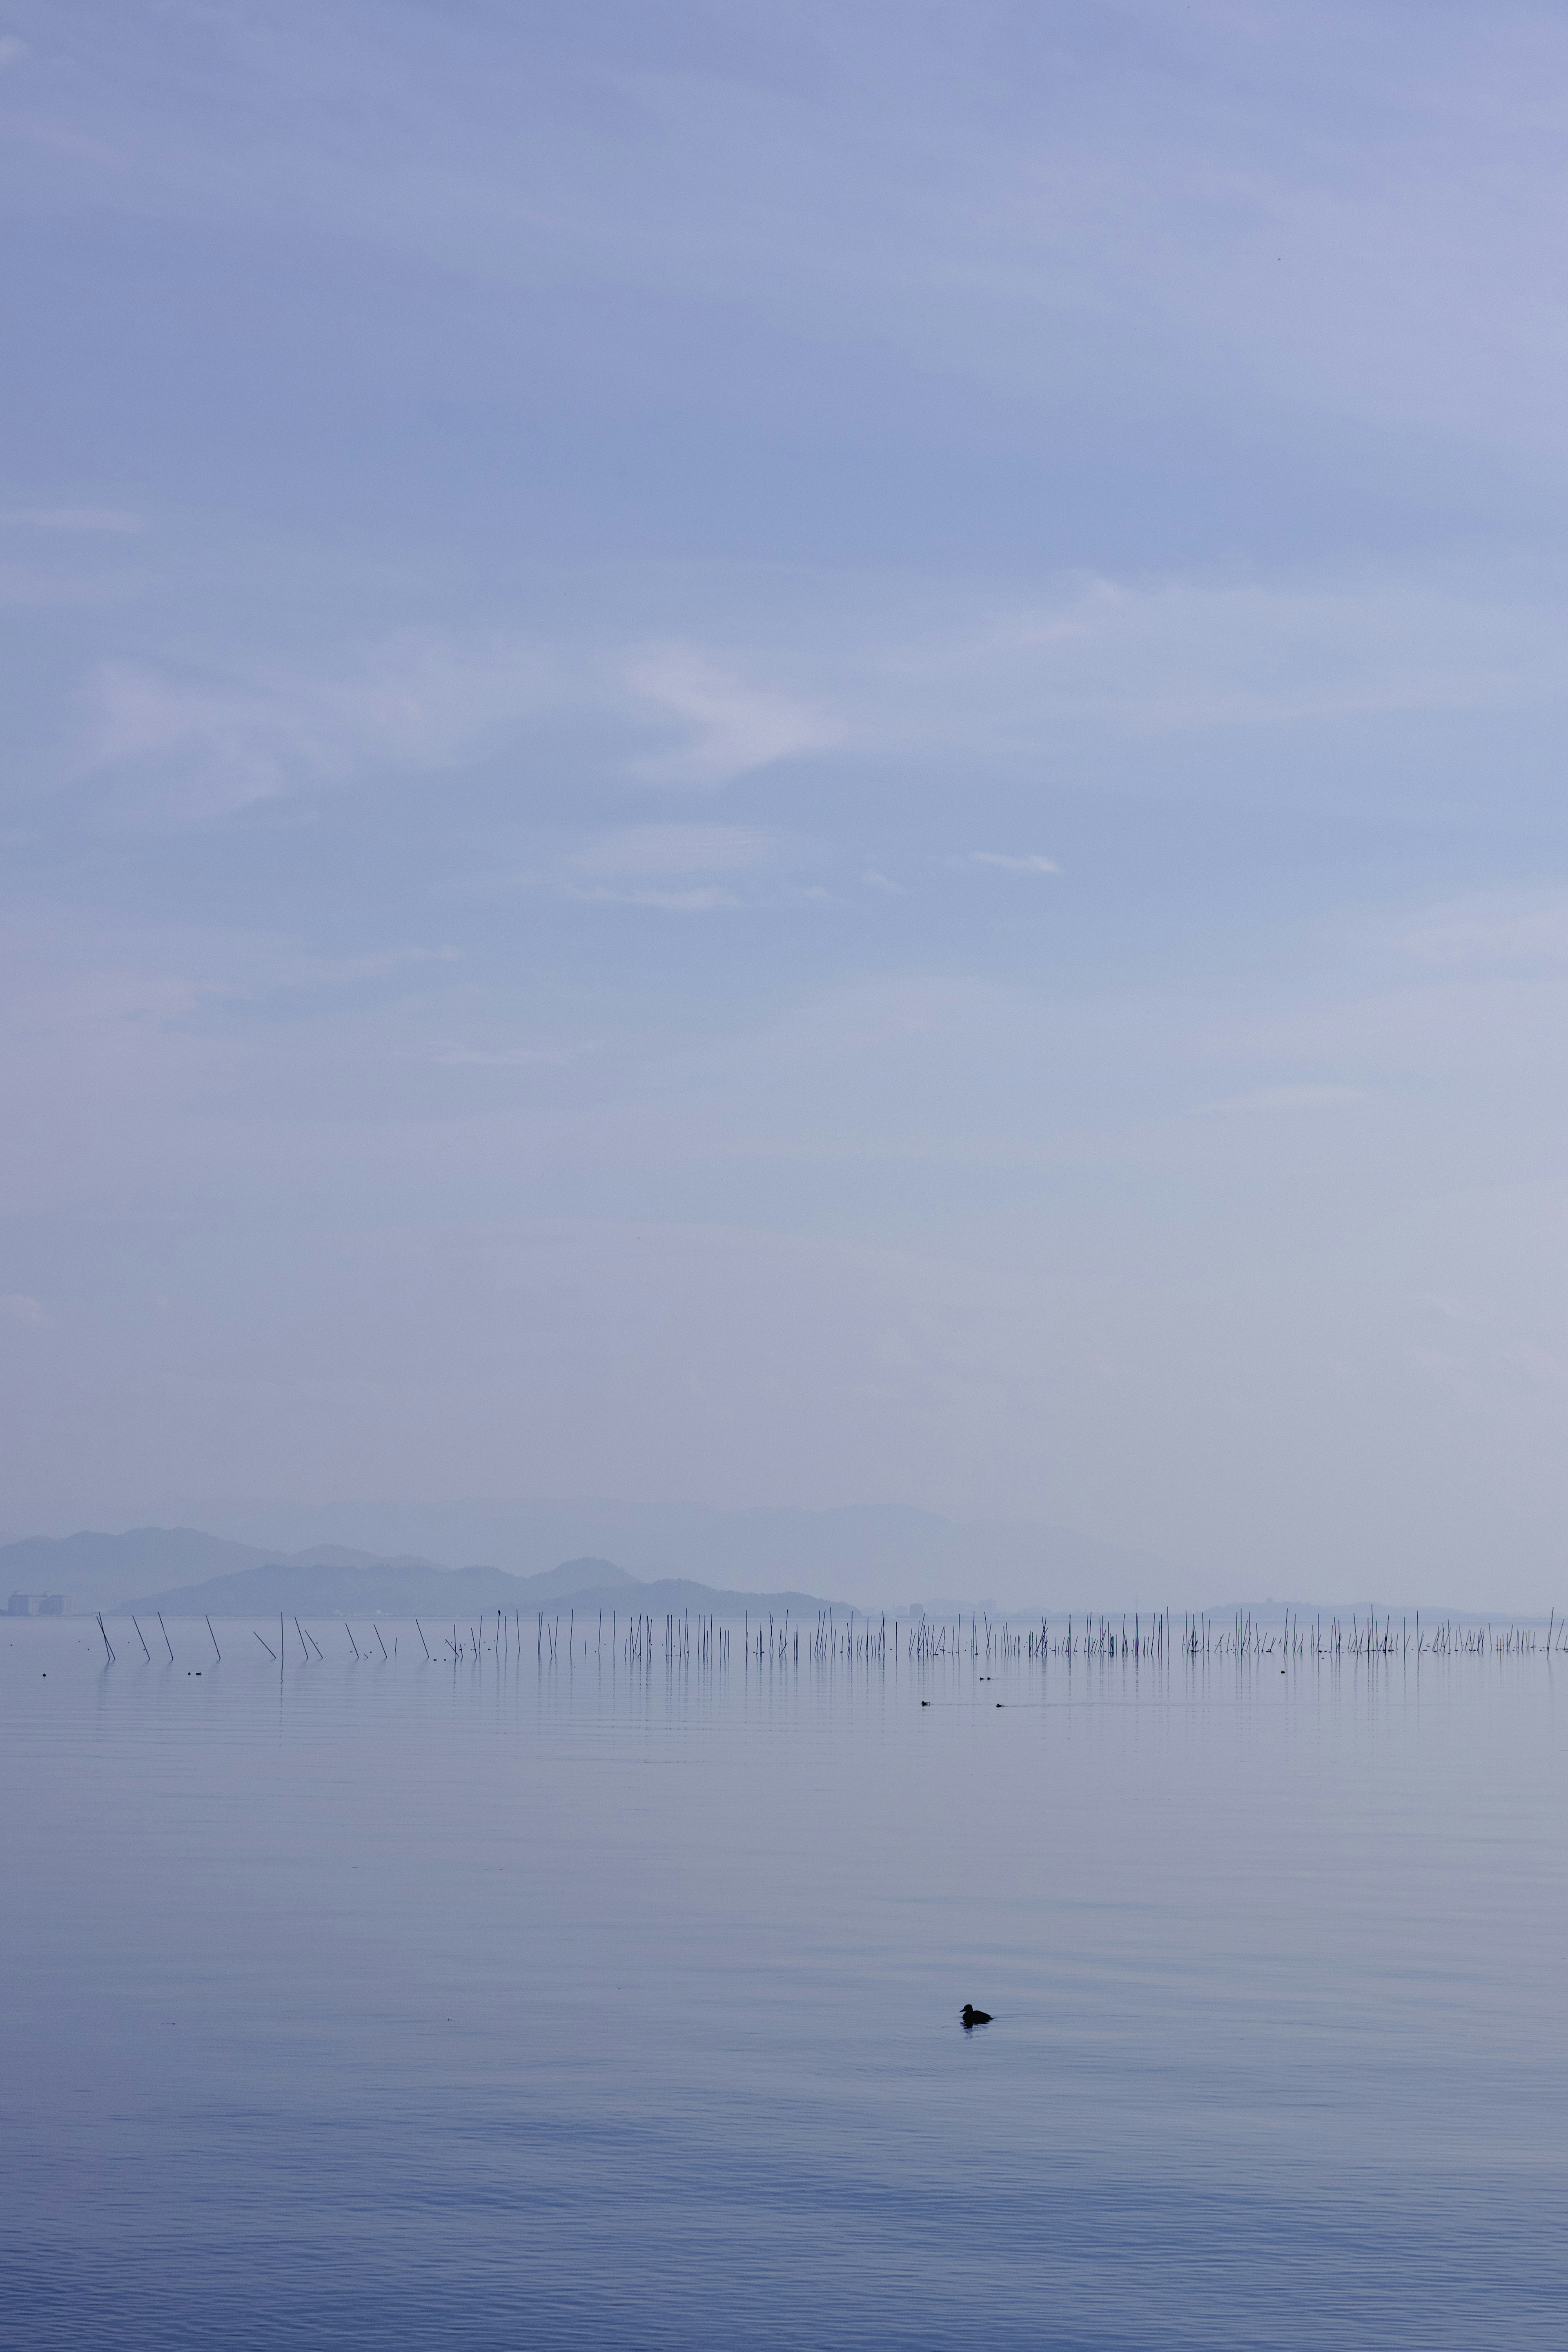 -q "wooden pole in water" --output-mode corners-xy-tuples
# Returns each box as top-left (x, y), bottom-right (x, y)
(131, 1615), (151, 1660)
(158, 1613), (174, 1662)
(254, 1630), (276, 1659)
(206, 1614), (221, 1661)
(97, 1612), (115, 1662)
